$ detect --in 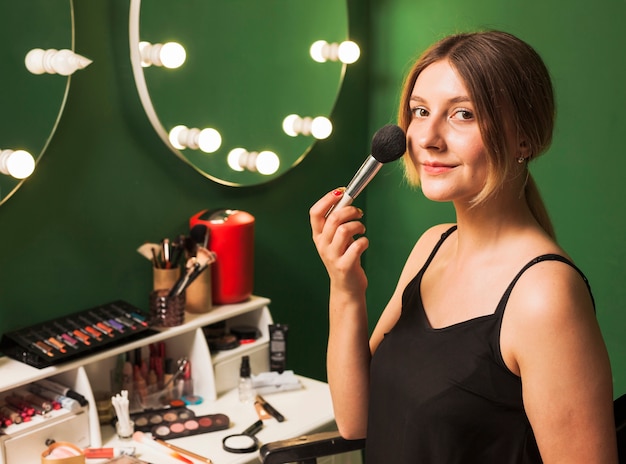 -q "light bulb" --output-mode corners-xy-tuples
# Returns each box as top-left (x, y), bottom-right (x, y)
(282, 114), (301, 137)
(227, 148), (247, 171)
(310, 40), (329, 63)
(160, 42), (186, 69)
(282, 114), (333, 139)
(227, 148), (279, 175)
(256, 151), (280, 175)
(0, 149), (36, 179)
(139, 41), (186, 68)
(196, 128), (221, 153)
(311, 117), (333, 139)
(309, 40), (360, 64)
(169, 125), (221, 153)
(25, 48), (92, 76)
(337, 41), (361, 64)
